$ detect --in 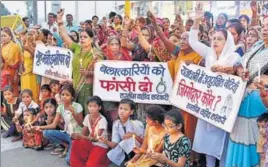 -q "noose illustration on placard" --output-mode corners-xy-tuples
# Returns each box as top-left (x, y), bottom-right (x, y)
(156, 77), (166, 94)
